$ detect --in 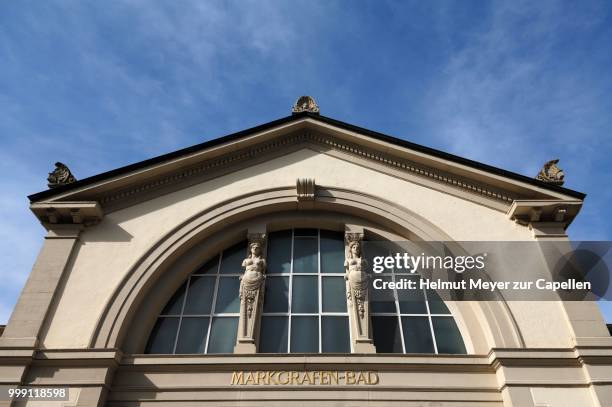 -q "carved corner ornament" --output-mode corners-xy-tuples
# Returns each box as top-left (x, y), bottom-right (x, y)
(296, 178), (315, 201)
(535, 159), (564, 186)
(47, 162), (76, 188)
(291, 96), (320, 115)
